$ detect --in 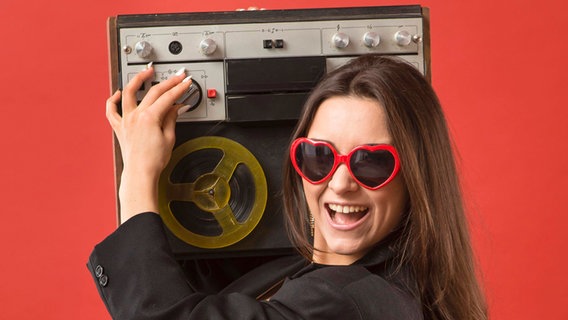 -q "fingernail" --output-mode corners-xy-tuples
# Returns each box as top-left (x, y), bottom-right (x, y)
(146, 61), (154, 69)
(182, 75), (192, 83)
(177, 105), (191, 115)
(175, 67), (186, 76)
